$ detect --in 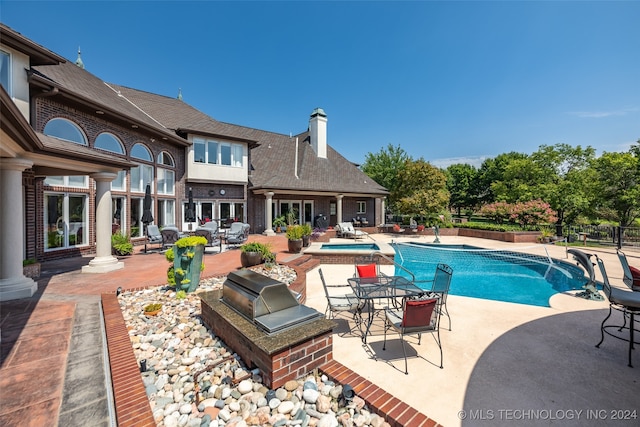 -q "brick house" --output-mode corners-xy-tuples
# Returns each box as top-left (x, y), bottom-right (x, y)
(0, 23), (387, 300)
